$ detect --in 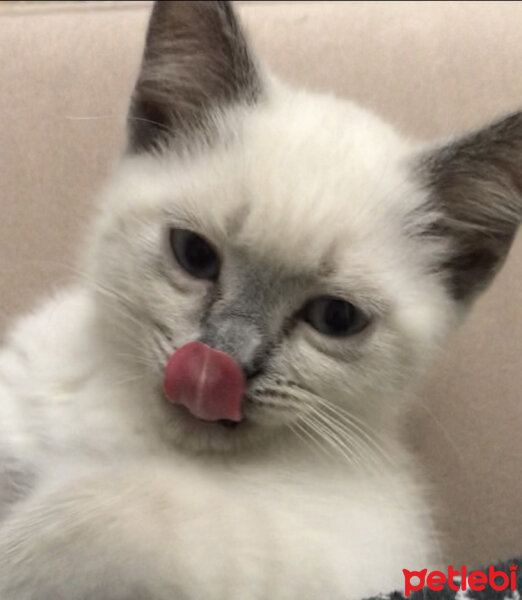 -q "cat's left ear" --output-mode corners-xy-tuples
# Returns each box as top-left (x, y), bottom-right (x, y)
(127, 1), (262, 153)
(418, 111), (522, 303)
